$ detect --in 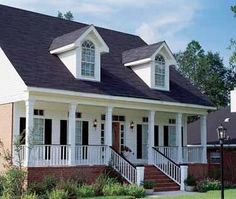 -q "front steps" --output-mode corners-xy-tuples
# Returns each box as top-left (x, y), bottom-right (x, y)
(144, 165), (180, 192)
